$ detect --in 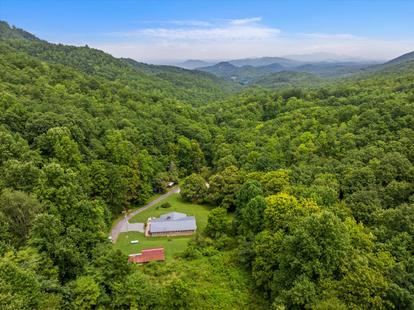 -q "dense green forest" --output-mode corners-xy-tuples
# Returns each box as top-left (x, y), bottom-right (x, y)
(1, 21), (414, 309)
